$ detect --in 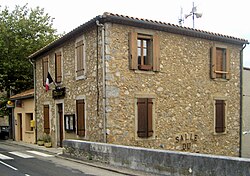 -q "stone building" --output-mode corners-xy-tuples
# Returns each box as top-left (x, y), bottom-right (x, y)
(10, 89), (35, 144)
(28, 12), (248, 156)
